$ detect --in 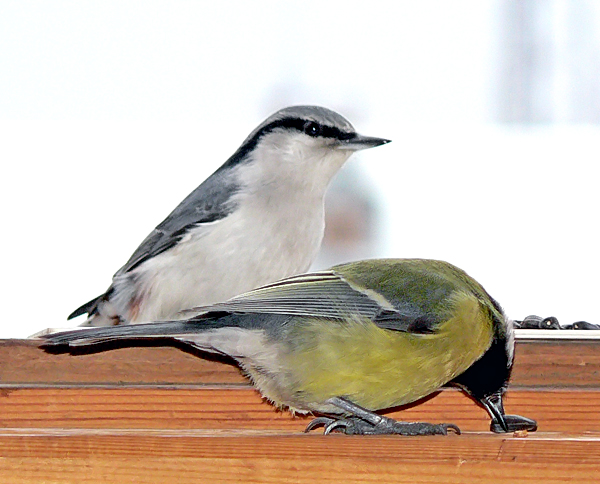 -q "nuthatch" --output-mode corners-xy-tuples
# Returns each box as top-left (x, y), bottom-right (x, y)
(68, 106), (389, 326)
